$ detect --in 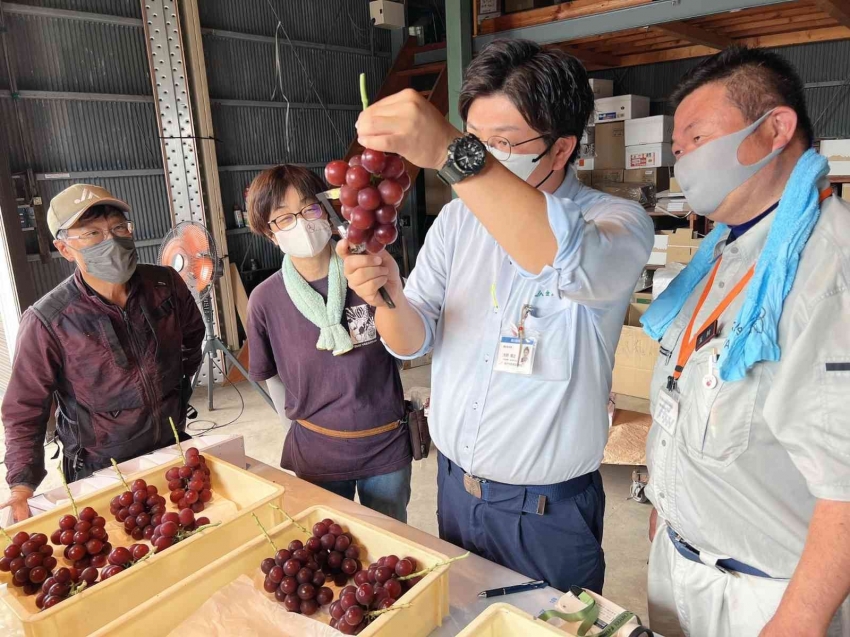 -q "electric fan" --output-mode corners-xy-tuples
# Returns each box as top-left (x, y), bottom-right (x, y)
(157, 221), (272, 410)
